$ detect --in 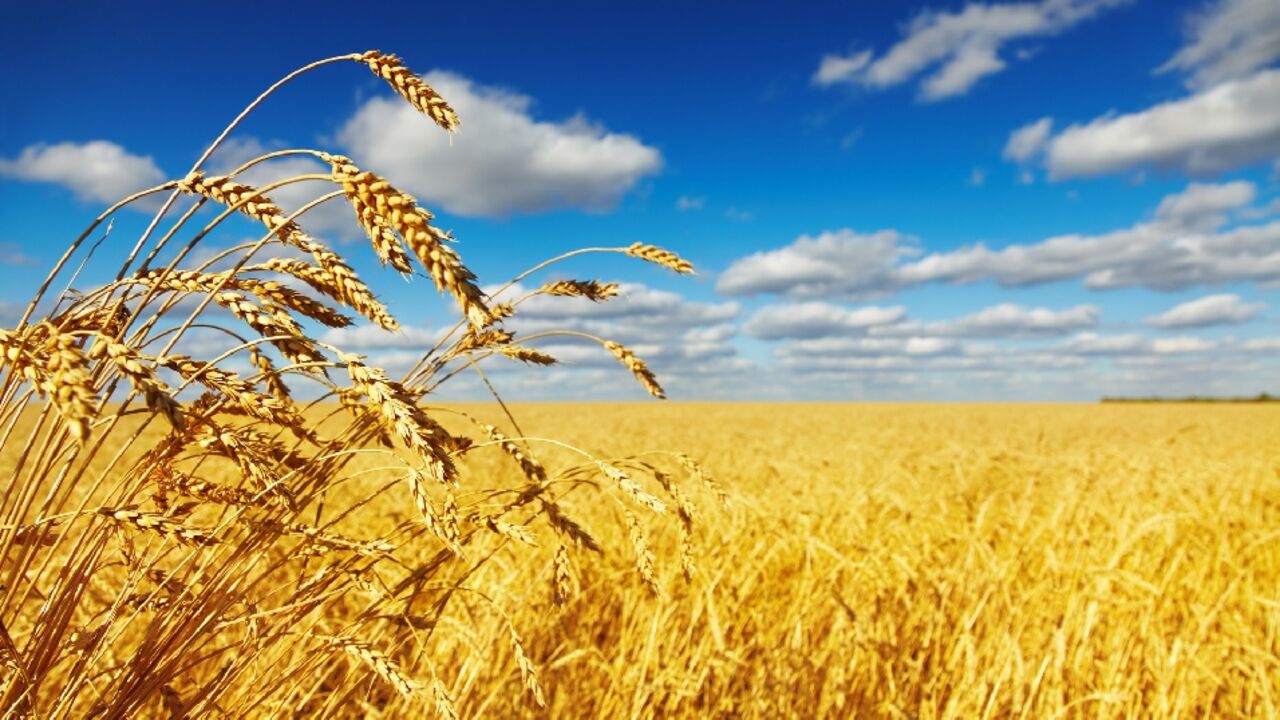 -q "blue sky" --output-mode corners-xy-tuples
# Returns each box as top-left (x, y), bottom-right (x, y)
(2, 0), (1278, 400)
